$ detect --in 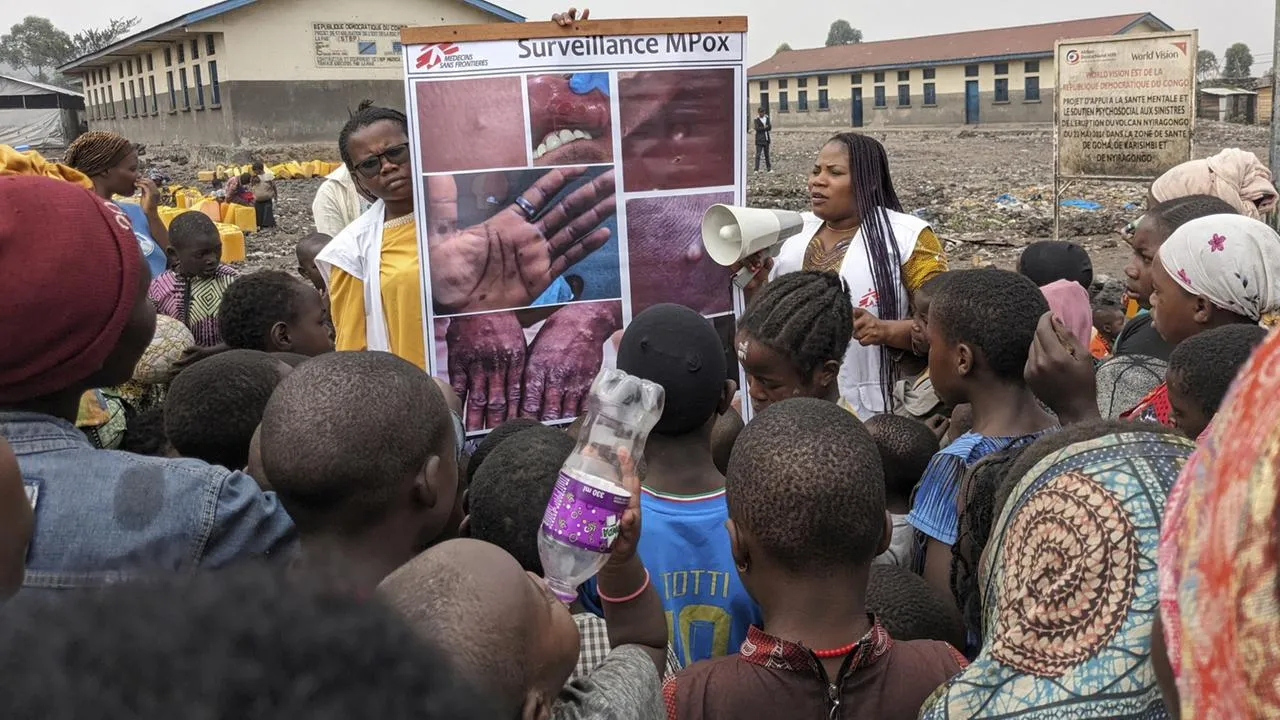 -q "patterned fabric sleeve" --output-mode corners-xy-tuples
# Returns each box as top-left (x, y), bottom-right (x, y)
(906, 452), (968, 546)
(903, 227), (949, 293)
(148, 270), (180, 319)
